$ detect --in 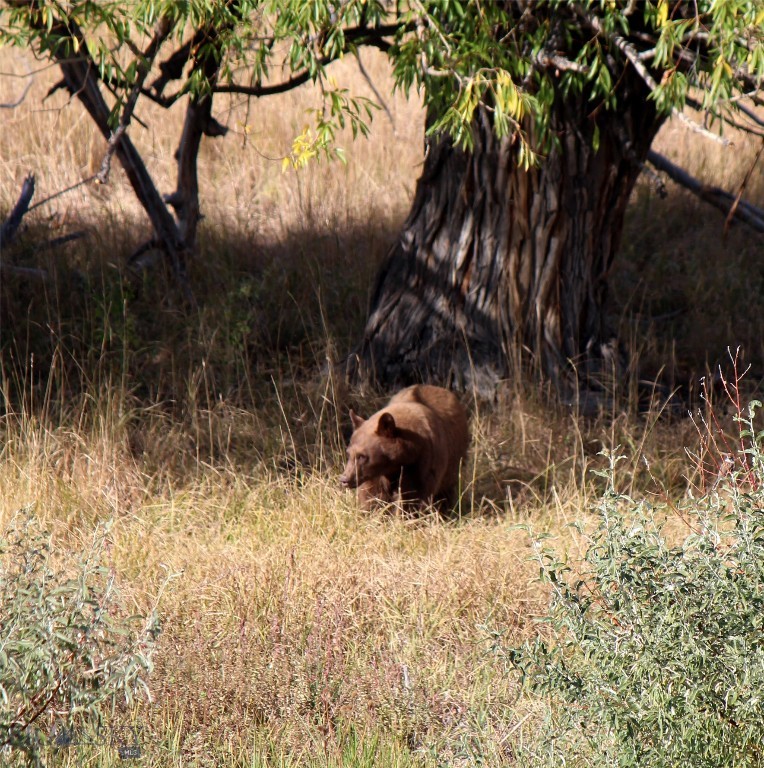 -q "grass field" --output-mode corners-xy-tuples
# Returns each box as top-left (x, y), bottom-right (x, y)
(2, 44), (764, 766)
